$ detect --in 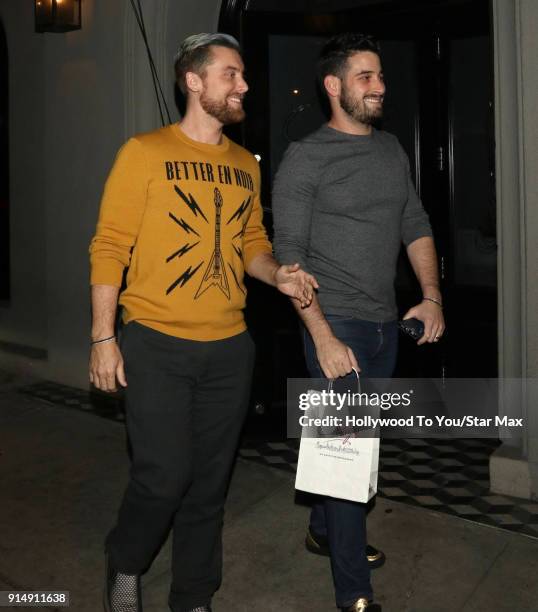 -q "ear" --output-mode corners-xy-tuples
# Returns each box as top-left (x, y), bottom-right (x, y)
(323, 75), (341, 98)
(185, 71), (203, 94)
